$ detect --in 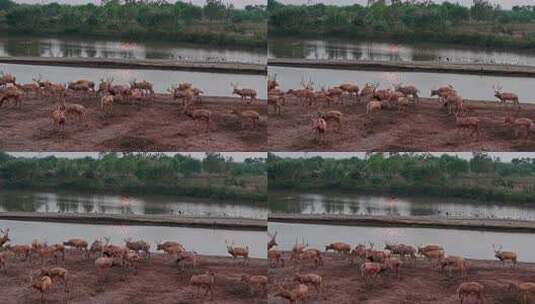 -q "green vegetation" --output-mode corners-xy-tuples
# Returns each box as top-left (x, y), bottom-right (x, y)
(269, 0), (535, 49)
(0, 0), (267, 47)
(0, 152), (267, 201)
(268, 152), (535, 203)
